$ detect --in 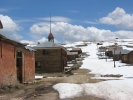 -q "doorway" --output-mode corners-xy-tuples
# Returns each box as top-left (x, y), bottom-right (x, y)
(16, 51), (23, 82)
